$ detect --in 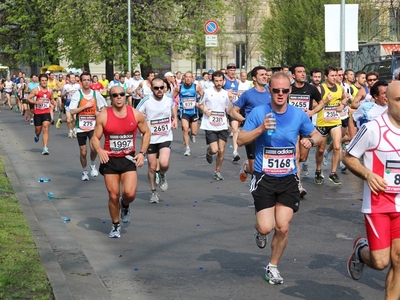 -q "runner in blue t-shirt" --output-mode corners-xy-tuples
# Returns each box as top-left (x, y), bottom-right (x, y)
(237, 71), (322, 285)
(230, 66), (271, 182)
